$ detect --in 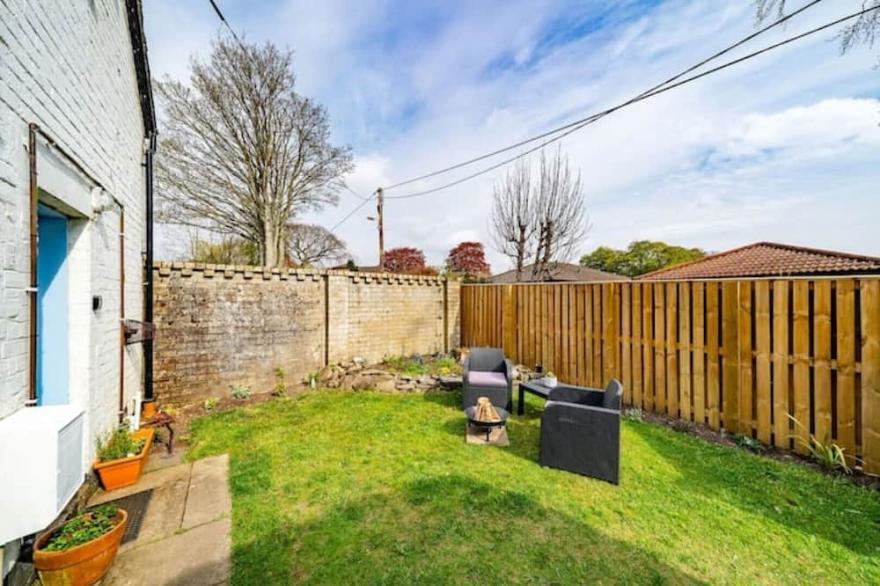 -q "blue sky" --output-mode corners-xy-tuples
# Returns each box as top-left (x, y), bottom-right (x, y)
(145, 0), (880, 269)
